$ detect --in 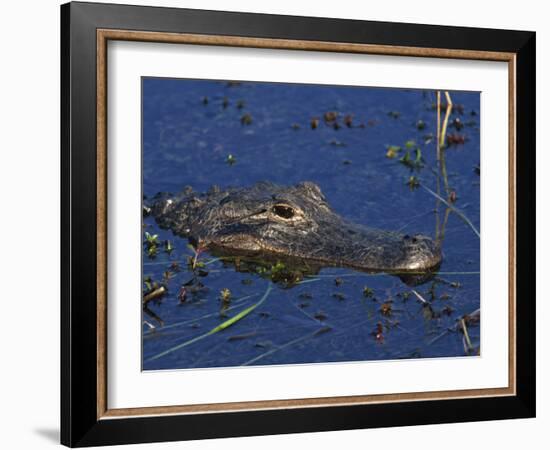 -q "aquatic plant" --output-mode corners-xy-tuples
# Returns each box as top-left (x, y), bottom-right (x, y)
(407, 175), (420, 190)
(240, 113), (253, 125)
(164, 239), (174, 254)
(362, 286), (374, 298)
(220, 288), (232, 303)
(385, 145), (401, 159)
(226, 153), (237, 165)
(399, 147), (424, 170)
(415, 119), (426, 130)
